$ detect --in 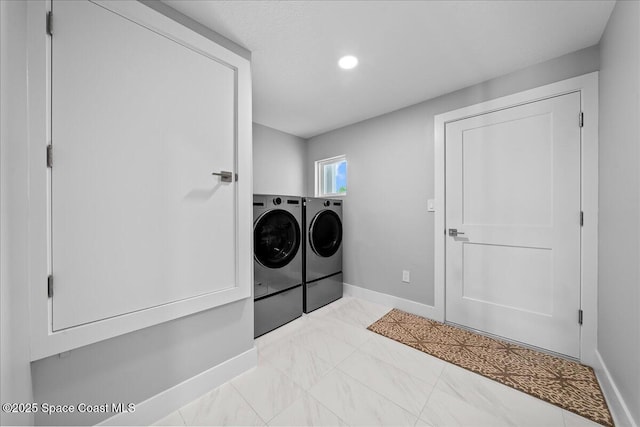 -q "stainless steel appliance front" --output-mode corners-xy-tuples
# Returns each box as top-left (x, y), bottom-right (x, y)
(303, 197), (343, 313)
(253, 194), (303, 337)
